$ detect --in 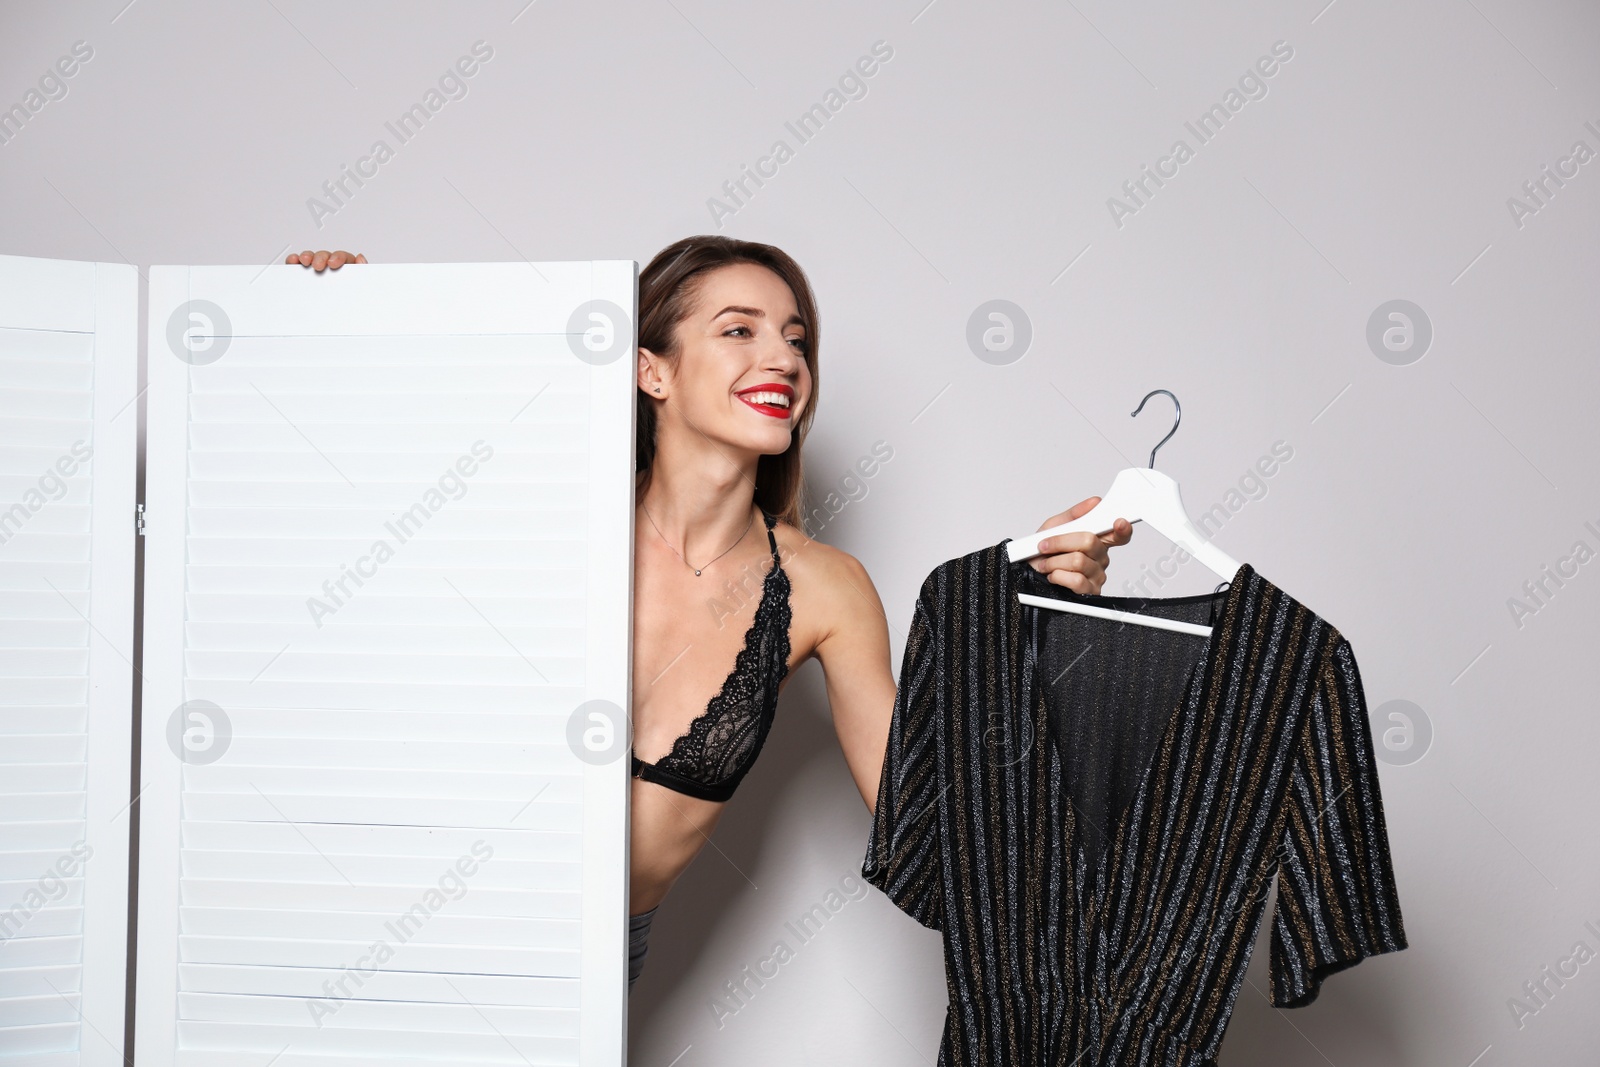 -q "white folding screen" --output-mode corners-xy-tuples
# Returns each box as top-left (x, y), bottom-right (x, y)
(138, 262), (635, 1065)
(0, 253), (137, 1065)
